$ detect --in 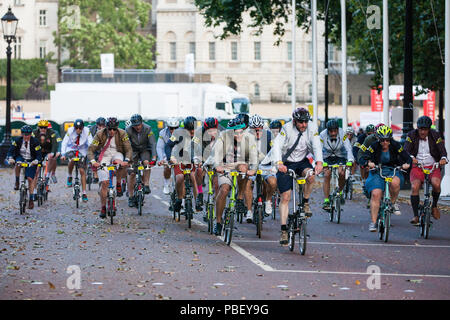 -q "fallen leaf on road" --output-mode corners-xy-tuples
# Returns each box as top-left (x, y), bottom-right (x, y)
(48, 282), (55, 290)
(355, 280), (361, 285)
(407, 279), (423, 284)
